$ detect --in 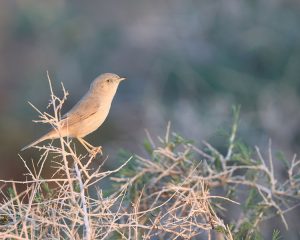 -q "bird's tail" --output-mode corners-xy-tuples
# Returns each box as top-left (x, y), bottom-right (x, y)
(21, 131), (56, 151)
